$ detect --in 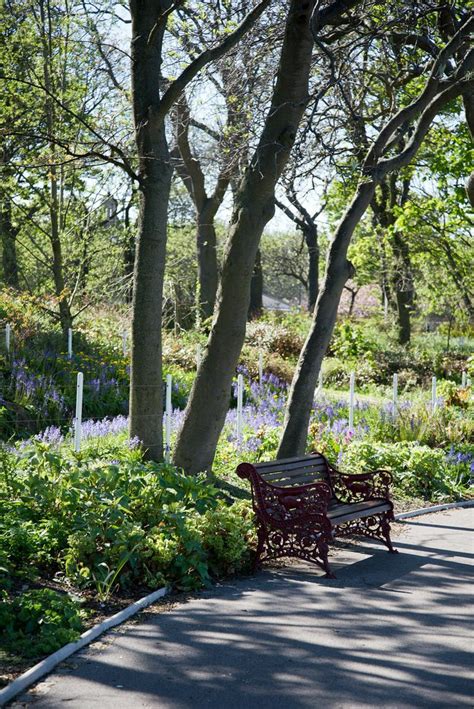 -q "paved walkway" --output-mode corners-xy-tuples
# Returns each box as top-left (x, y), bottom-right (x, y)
(14, 508), (474, 708)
